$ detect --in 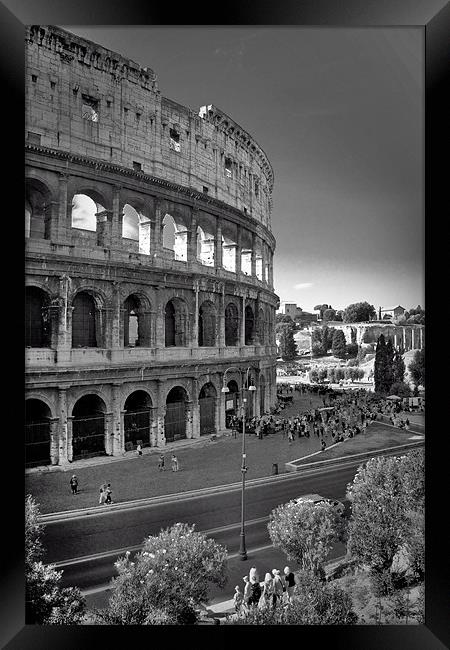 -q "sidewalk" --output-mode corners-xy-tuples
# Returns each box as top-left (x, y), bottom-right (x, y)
(25, 391), (425, 516)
